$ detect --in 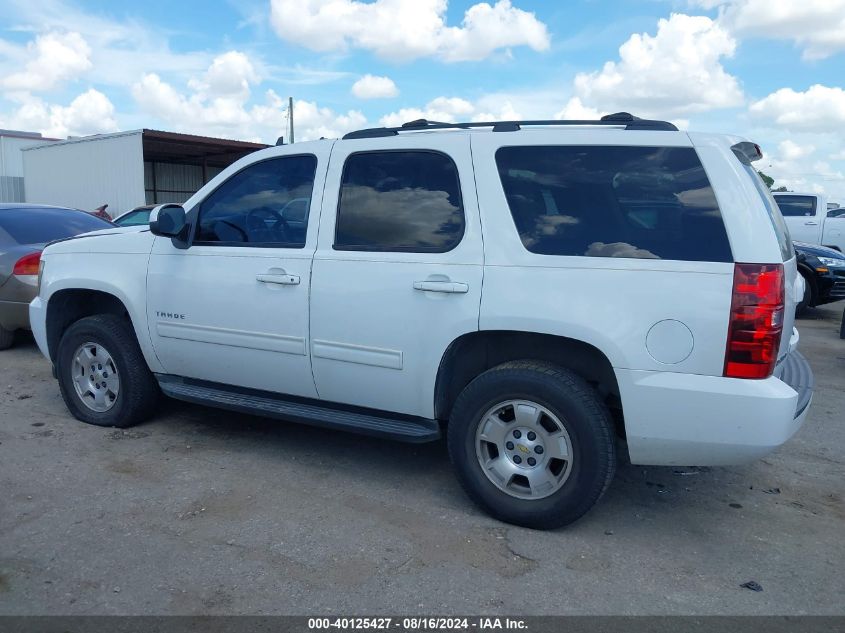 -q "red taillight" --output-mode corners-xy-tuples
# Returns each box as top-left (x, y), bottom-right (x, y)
(13, 251), (42, 276)
(724, 263), (784, 379)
